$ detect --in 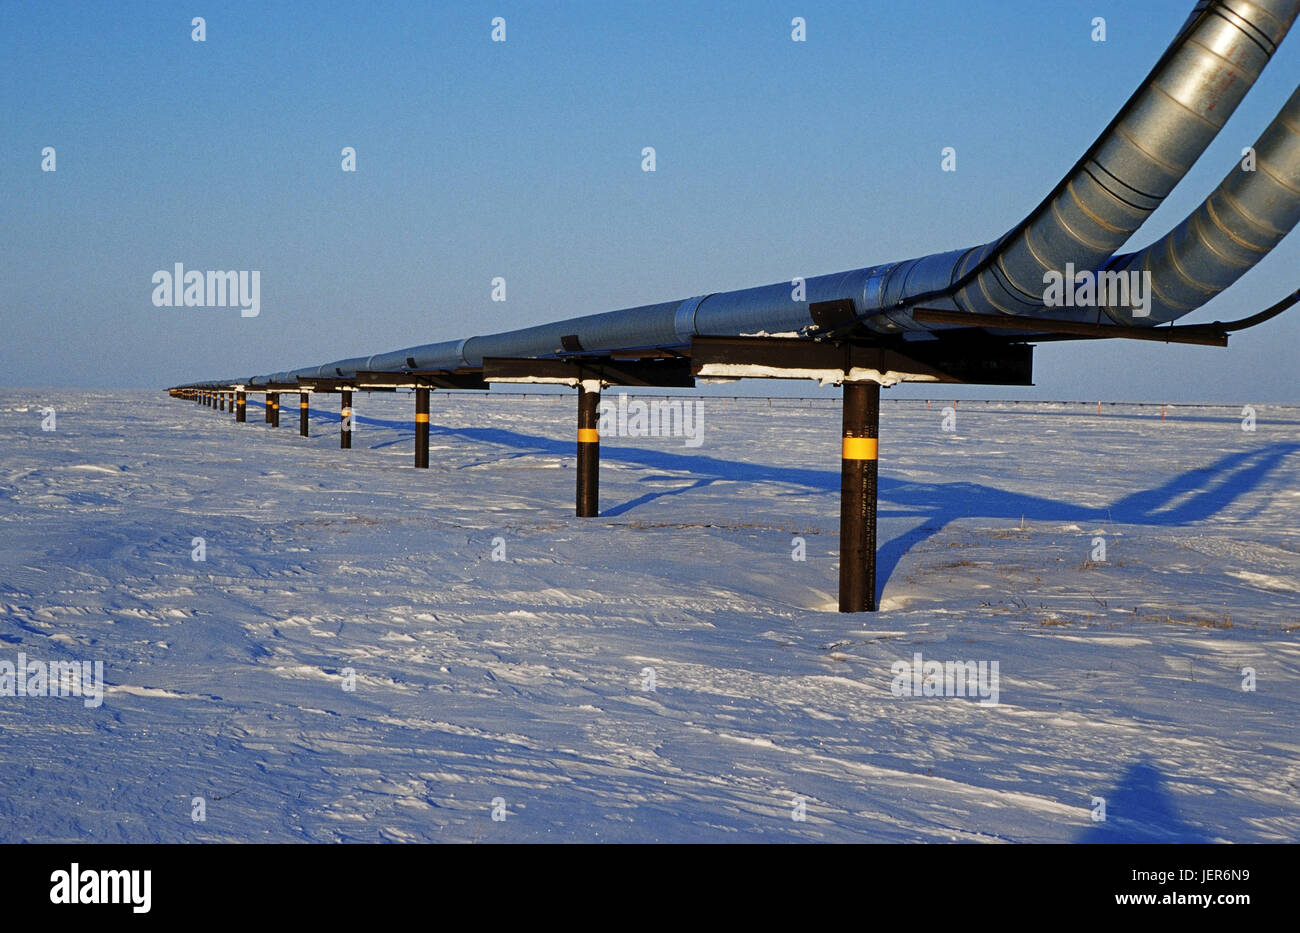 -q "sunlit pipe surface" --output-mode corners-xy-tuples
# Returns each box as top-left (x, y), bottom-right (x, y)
(1103, 84), (1300, 324)
(184, 0), (1299, 390)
